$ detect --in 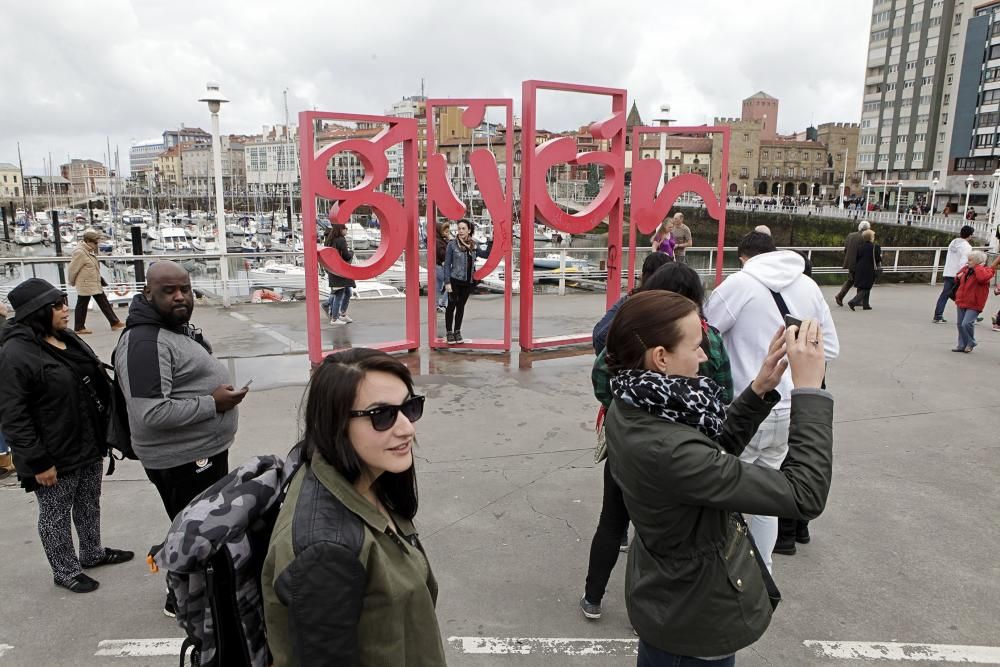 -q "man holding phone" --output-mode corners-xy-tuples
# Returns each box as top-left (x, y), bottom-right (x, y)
(705, 232), (840, 570)
(114, 260), (247, 617)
